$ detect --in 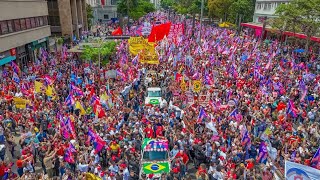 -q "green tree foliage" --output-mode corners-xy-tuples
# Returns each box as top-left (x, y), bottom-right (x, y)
(173, 0), (203, 15)
(86, 4), (94, 29)
(118, 0), (155, 20)
(81, 41), (117, 64)
(208, 0), (254, 22)
(208, 0), (233, 19)
(228, 0), (254, 23)
(160, 0), (175, 9)
(274, 0), (320, 50)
